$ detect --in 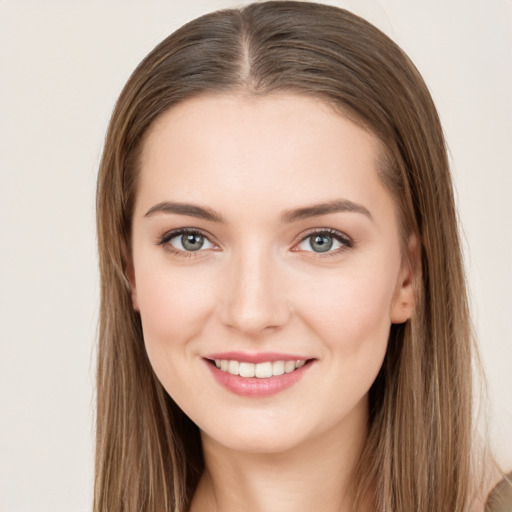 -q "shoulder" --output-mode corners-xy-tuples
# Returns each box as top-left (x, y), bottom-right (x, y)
(484, 472), (512, 512)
